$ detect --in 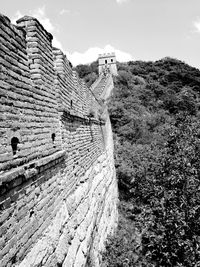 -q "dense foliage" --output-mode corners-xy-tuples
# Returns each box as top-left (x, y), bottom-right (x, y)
(75, 60), (98, 87)
(76, 58), (200, 266)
